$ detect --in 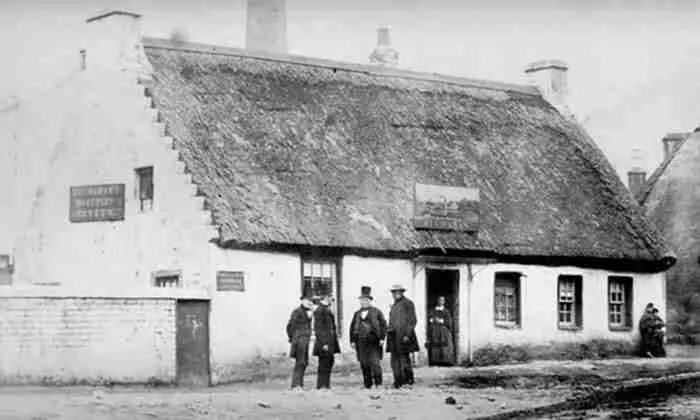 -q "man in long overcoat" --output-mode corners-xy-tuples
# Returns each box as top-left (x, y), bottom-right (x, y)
(312, 296), (341, 389)
(286, 292), (315, 390)
(386, 284), (419, 388)
(350, 286), (387, 389)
